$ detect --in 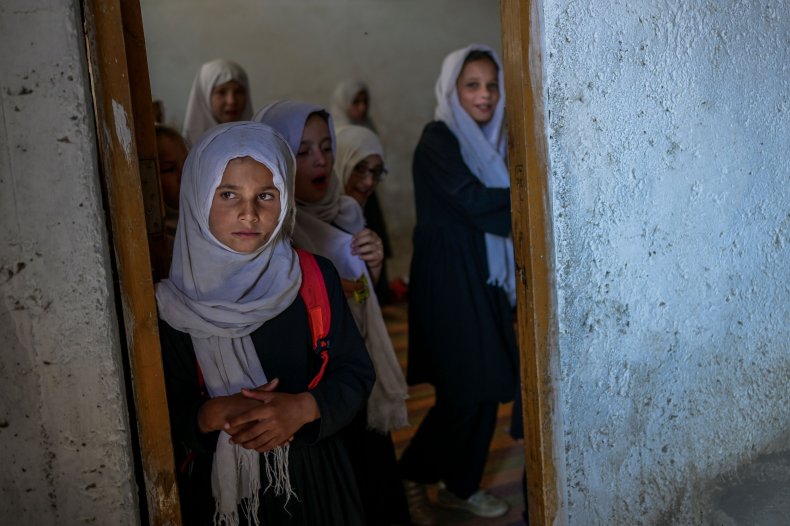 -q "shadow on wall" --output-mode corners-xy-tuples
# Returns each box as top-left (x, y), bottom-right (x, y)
(706, 449), (790, 526)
